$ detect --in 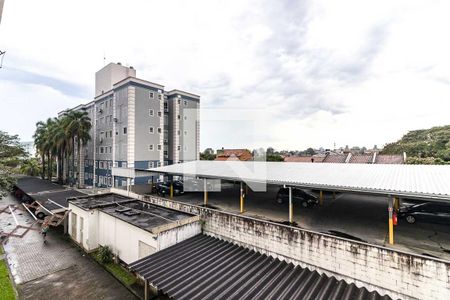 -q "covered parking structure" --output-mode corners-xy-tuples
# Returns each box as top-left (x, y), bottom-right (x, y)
(138, 160), (450, 245)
